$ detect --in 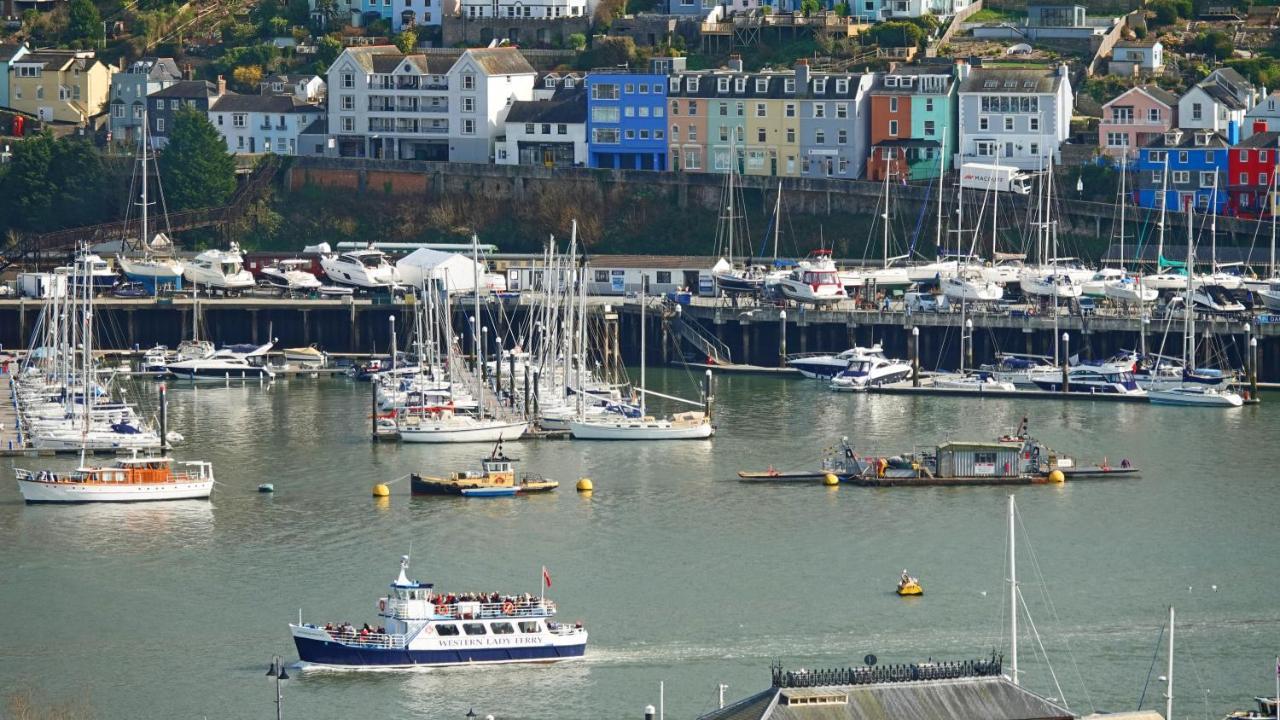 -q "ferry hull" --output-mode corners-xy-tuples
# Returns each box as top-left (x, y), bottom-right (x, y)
(292, 635), (587, 668)
(17, 479), (213, 503)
